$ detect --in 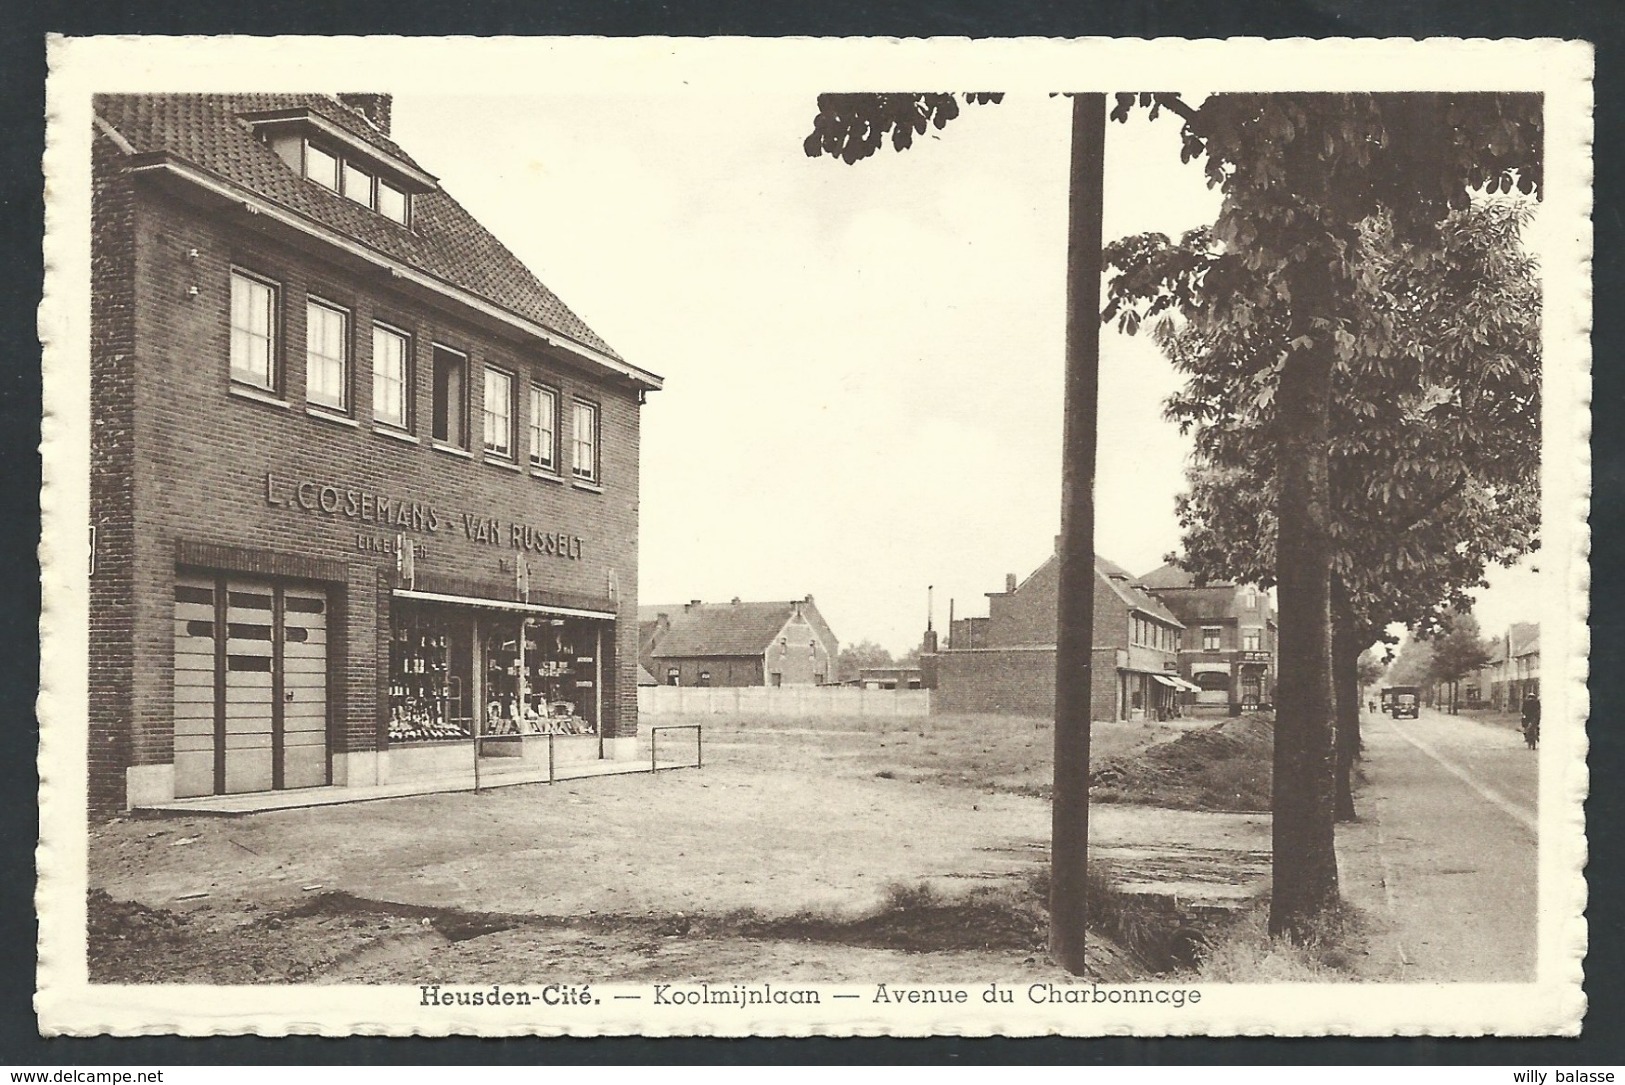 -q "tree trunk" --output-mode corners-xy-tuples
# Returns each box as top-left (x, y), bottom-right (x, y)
(1269, 259), (1341, 939)
(1050, 92), (1105, 975)
(1332, 622), (1361, 823)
